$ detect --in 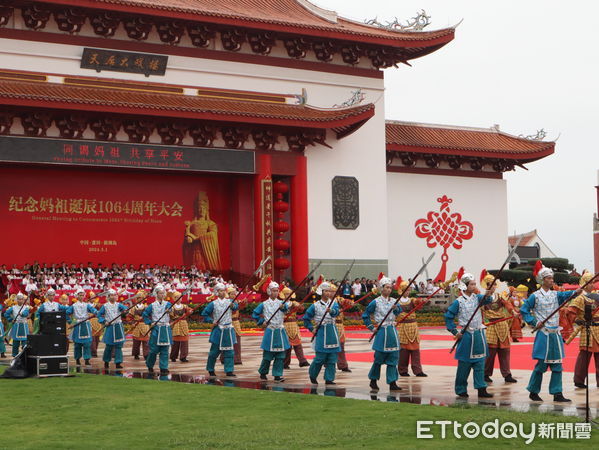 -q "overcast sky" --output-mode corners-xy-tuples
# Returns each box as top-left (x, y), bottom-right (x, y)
(317, 0), (598, 271)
